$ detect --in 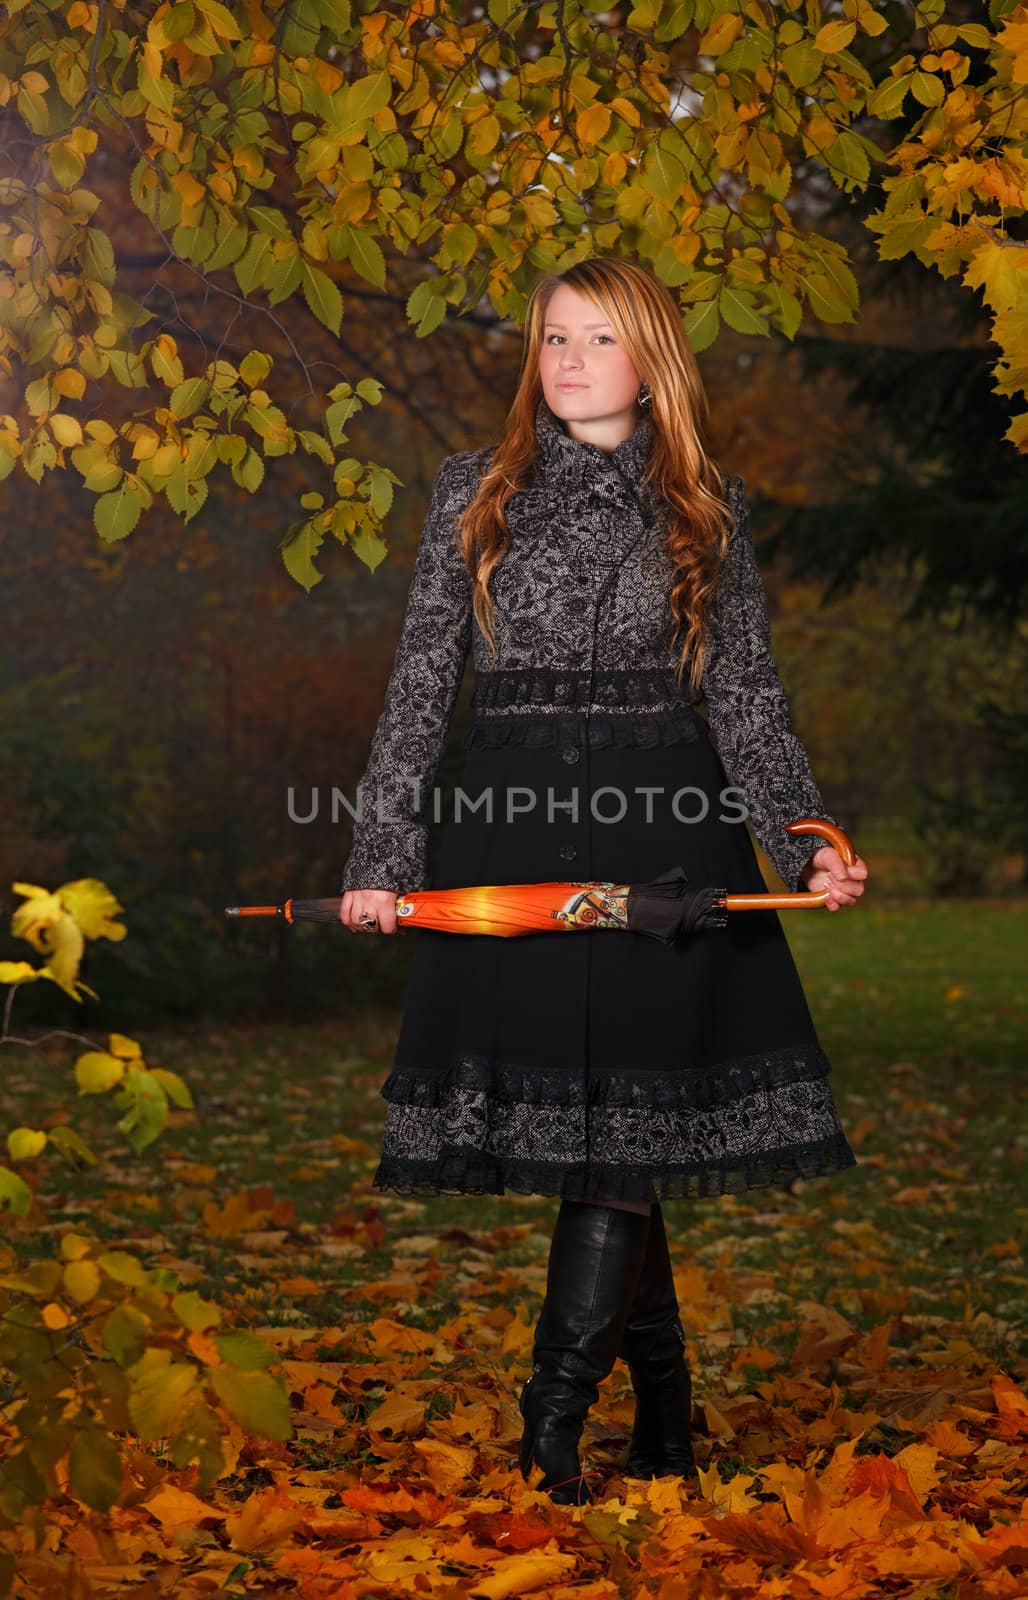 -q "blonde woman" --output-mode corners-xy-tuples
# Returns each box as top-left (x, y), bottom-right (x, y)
(339, 258), (868, 1505)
